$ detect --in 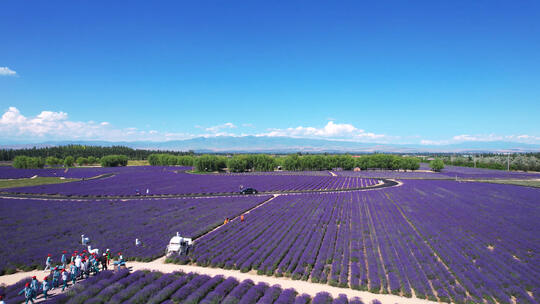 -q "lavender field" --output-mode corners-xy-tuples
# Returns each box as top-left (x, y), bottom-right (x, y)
(190, 181), (540, 303)
(0, 195), (270, 274)
(0, 165), (122, 179)
(1, 166), (539, 304)
(2, 166), (379, 196)
(335, 164), (540, 179)
(1, 269), (374, 304)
